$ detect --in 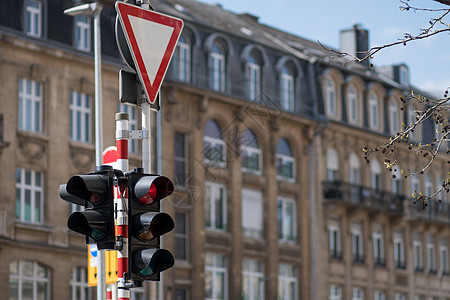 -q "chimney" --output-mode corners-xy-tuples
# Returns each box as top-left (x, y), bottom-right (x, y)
(340, 24), (369, 67)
